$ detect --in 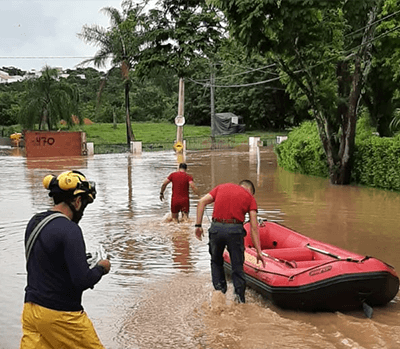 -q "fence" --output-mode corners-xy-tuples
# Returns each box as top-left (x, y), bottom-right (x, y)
(93, 135), (277, 154)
